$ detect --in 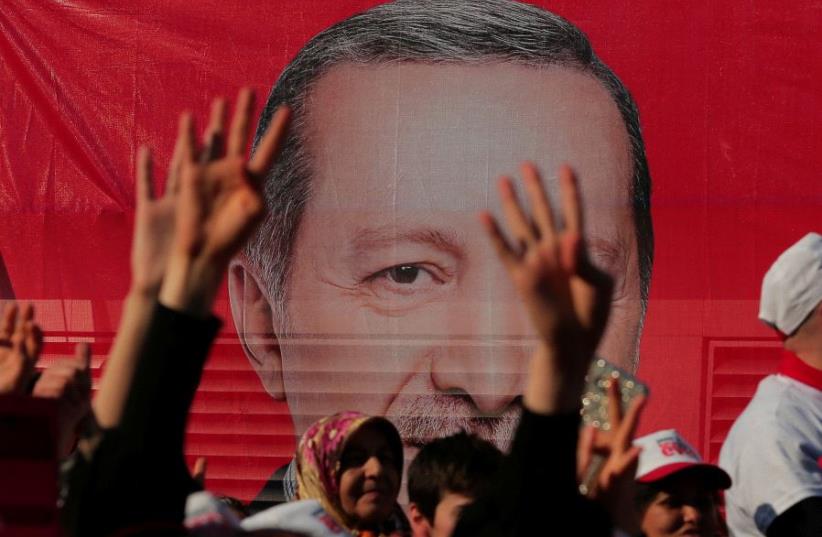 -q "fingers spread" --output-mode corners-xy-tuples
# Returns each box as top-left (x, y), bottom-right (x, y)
(248, 105), (292, 180)
(228, 87), (255, 157)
